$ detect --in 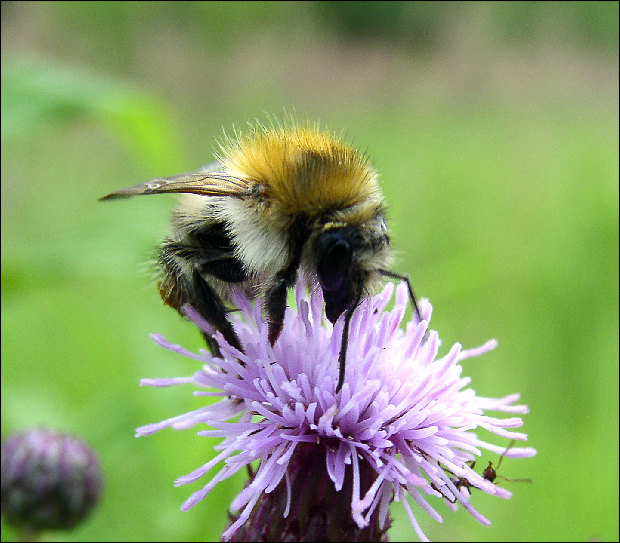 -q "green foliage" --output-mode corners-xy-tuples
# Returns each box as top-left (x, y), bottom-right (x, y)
(316, 1), (618, 50)
(489, 0), (619, 49)
(1, 59), (183, 171)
